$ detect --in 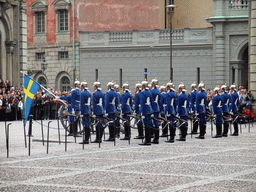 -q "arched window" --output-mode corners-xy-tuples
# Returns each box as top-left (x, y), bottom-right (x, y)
(60, 76), (70, 91)
(38, 76), (47, 87)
